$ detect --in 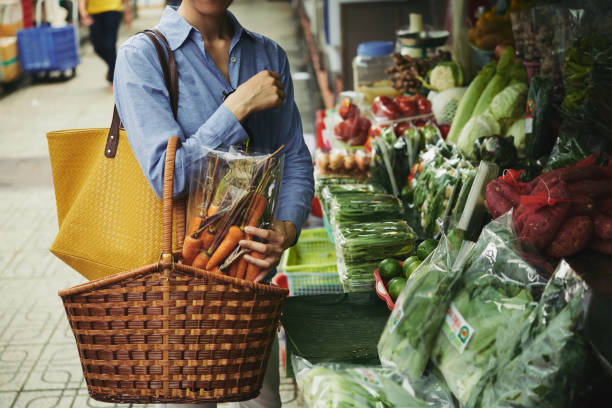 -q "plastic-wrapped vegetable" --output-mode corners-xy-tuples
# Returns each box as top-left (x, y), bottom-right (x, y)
(378, 232), (470, 381)
(293, 356), (455, 408)
(411, 153), (475, 237)
(335, 221), (415, 292)
(473, 261), (591, 408)
(329, 193), (404, 226)
(315, 175), (365, 197)
(320, 184), (384, 216)
(430, 213), (547, 406)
